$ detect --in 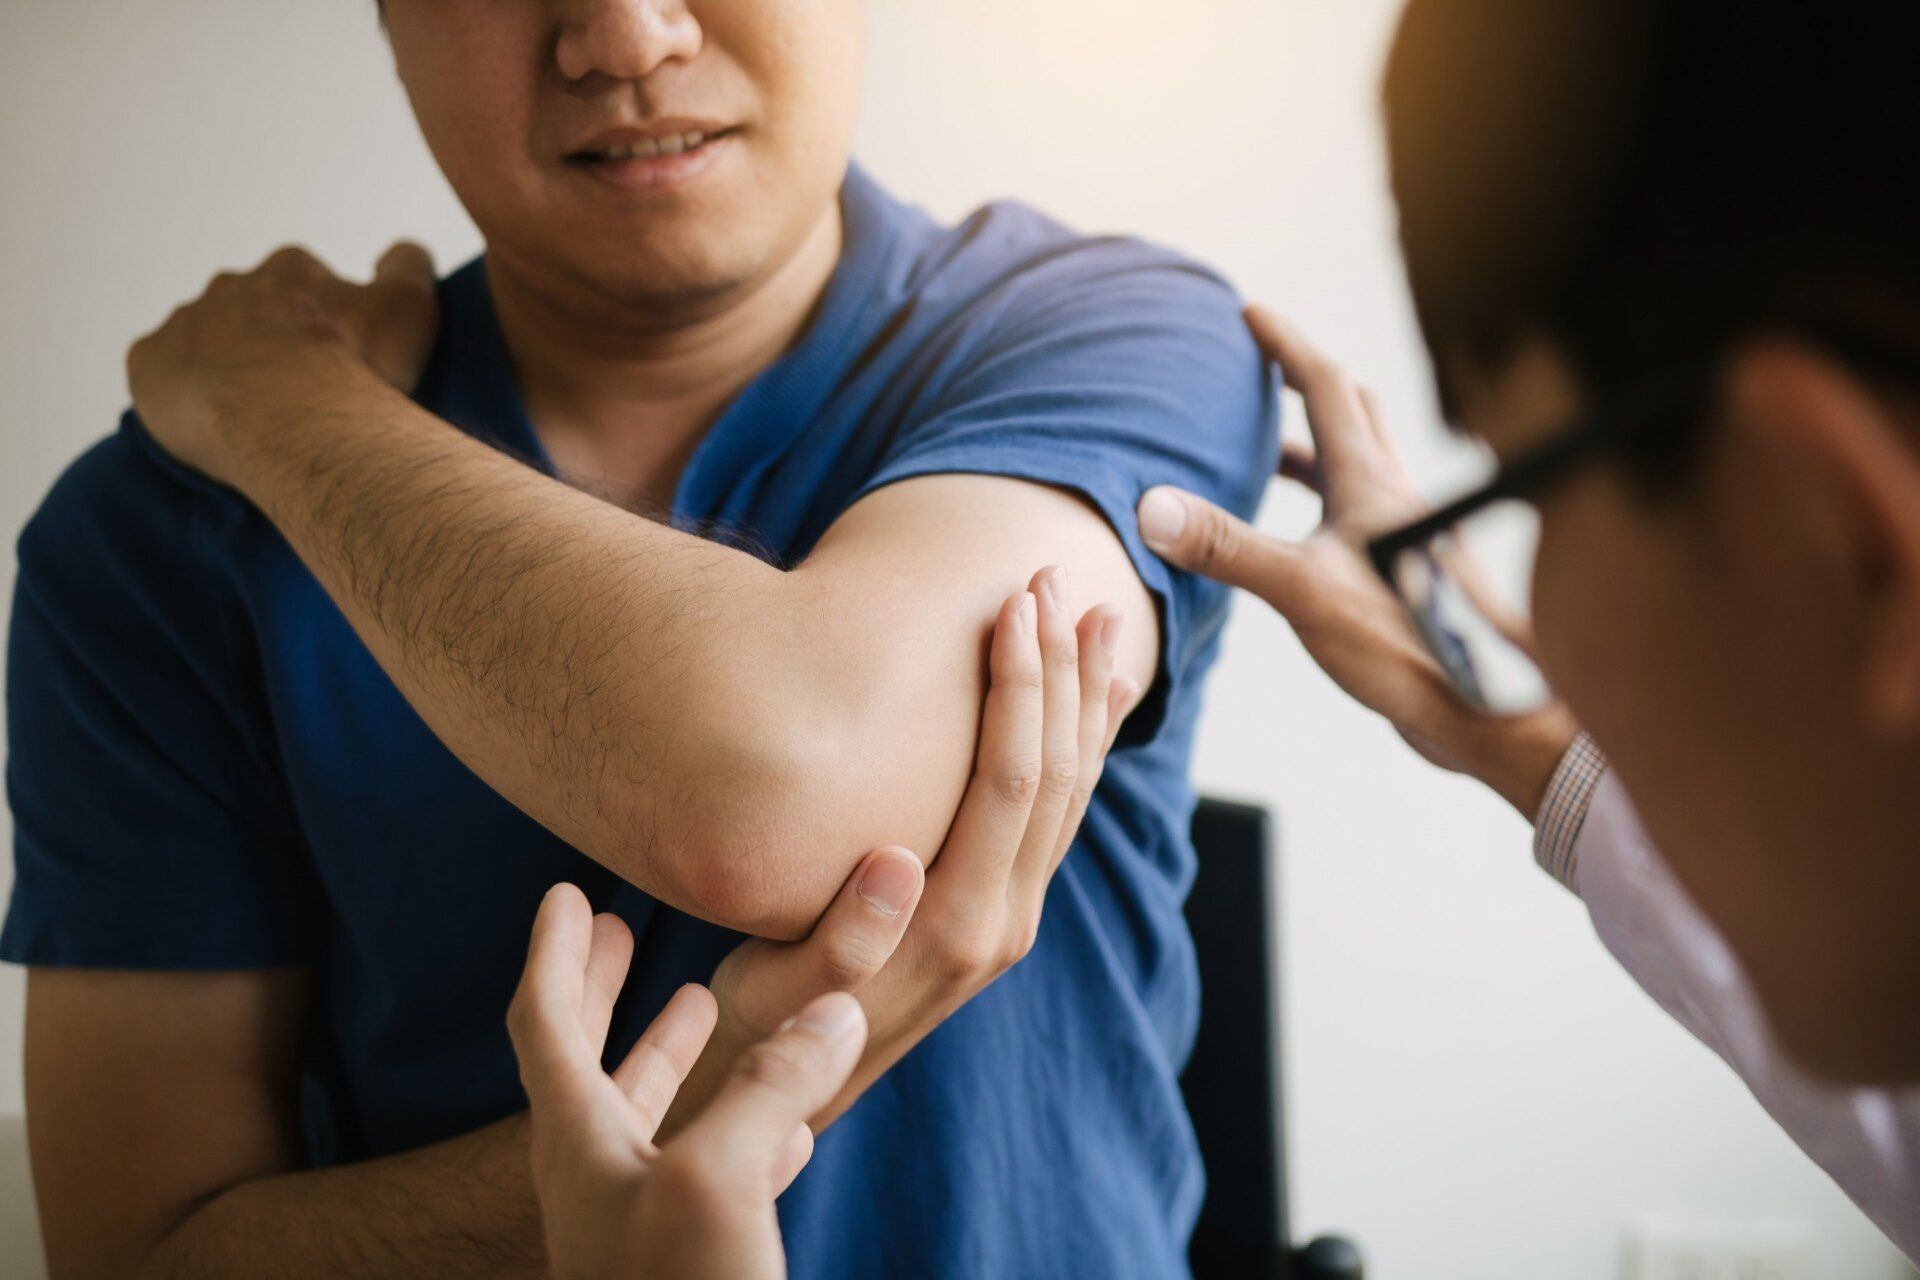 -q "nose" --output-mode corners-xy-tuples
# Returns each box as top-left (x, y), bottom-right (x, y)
(554, 0), (702, 84)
